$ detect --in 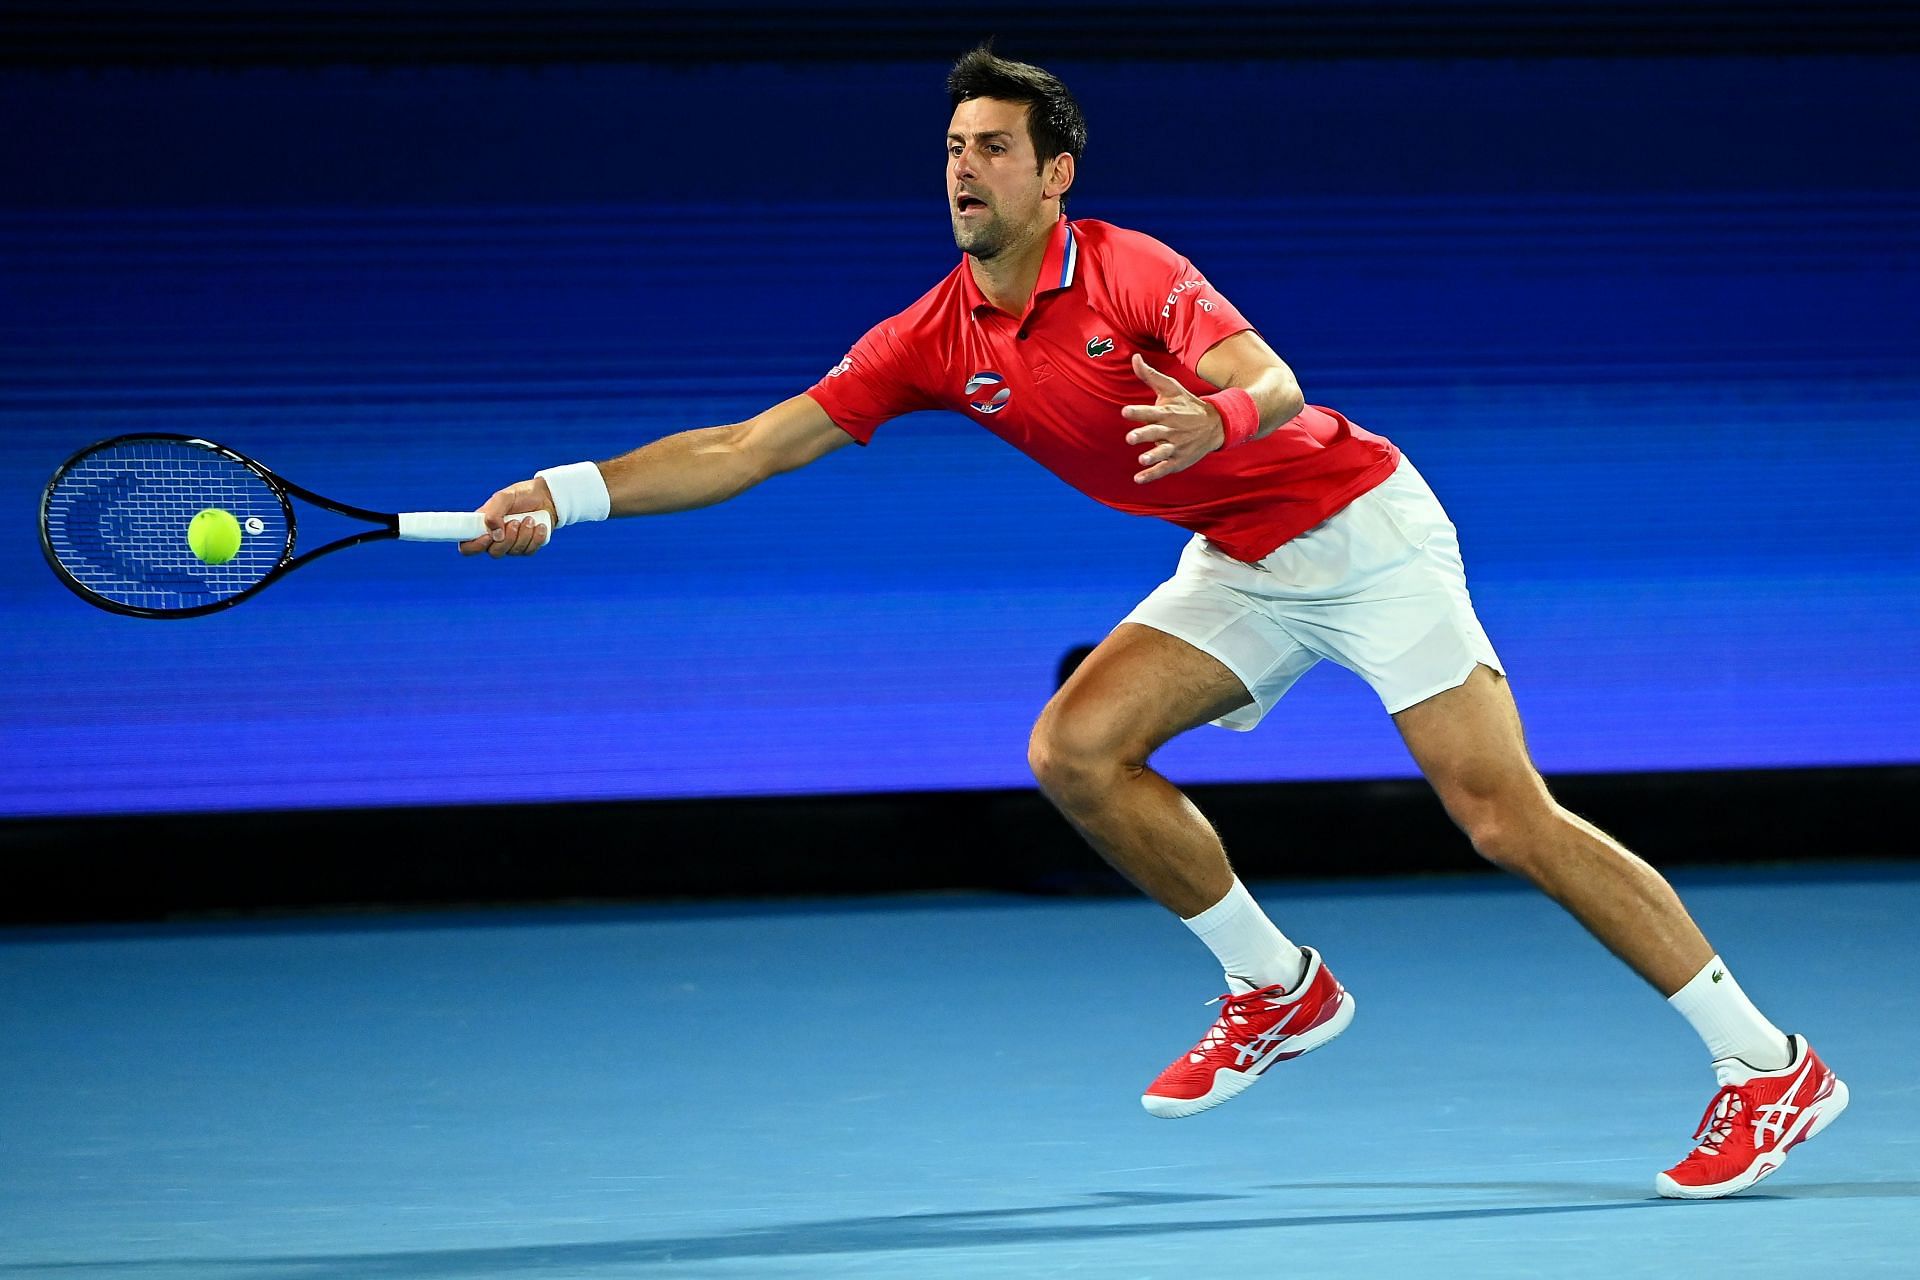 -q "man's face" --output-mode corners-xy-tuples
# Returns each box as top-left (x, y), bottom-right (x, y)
(947, 97), (1054, 259)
